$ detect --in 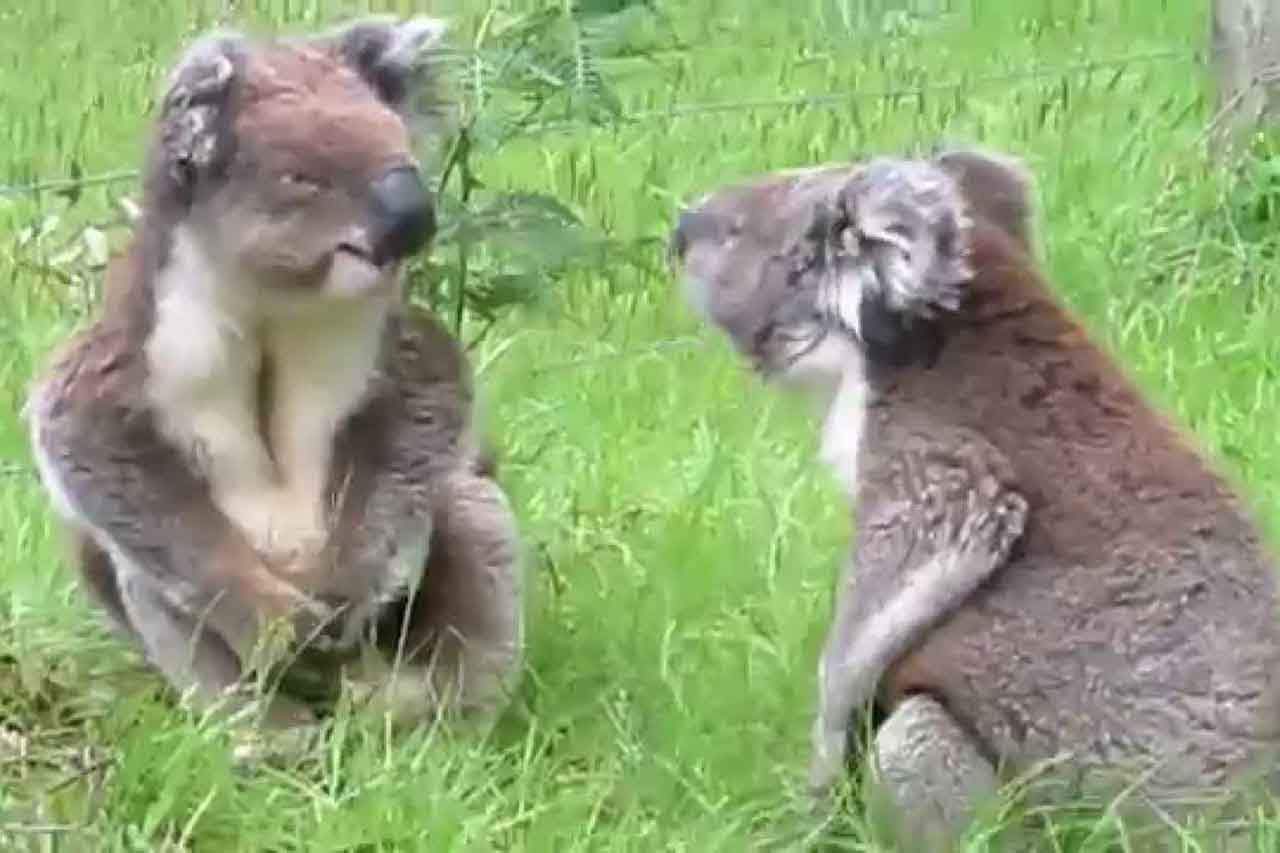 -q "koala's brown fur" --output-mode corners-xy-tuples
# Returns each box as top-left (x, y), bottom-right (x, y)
(27, 18), (523, 737)
(671, 149), (1280, 844)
